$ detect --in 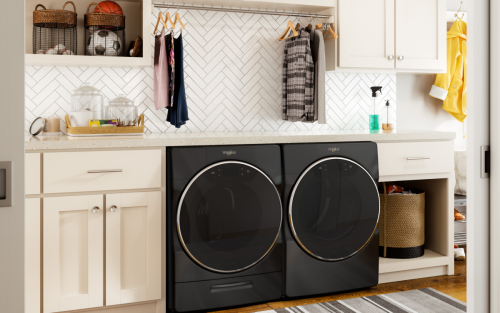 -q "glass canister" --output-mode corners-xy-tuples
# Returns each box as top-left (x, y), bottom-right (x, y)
(382, 99), (394, 130)
(105, 94), (138, 127)
(70, 82), (104, 127)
